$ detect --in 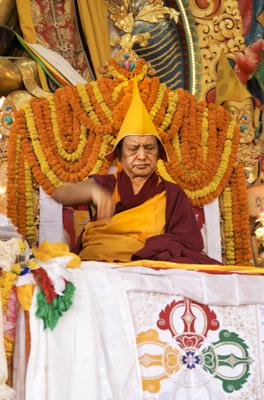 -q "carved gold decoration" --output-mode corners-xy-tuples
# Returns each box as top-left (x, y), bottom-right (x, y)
(0, 0), (16, 25)
(5, 90), (33, 110)
(0, 98), (16, 216)
(0, 57), (23, 96)
(239, 145), (261, 185)
(188, 0), (245, 99)
(223, 98), (262, 185)
(256, 9), (264, 28)
(13, 58), (50, 99)
(136, 3), (178, 24)
(223, 99), (255, 144)
(0, 98), (16, 160)
(175, 0), (197, 95)
(0, 162), (7, 215)
(0, 57), (50, 98)
(215, 53), (262, 184)
(107, 0), (179, 49)
(110, 32), (151, 50)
